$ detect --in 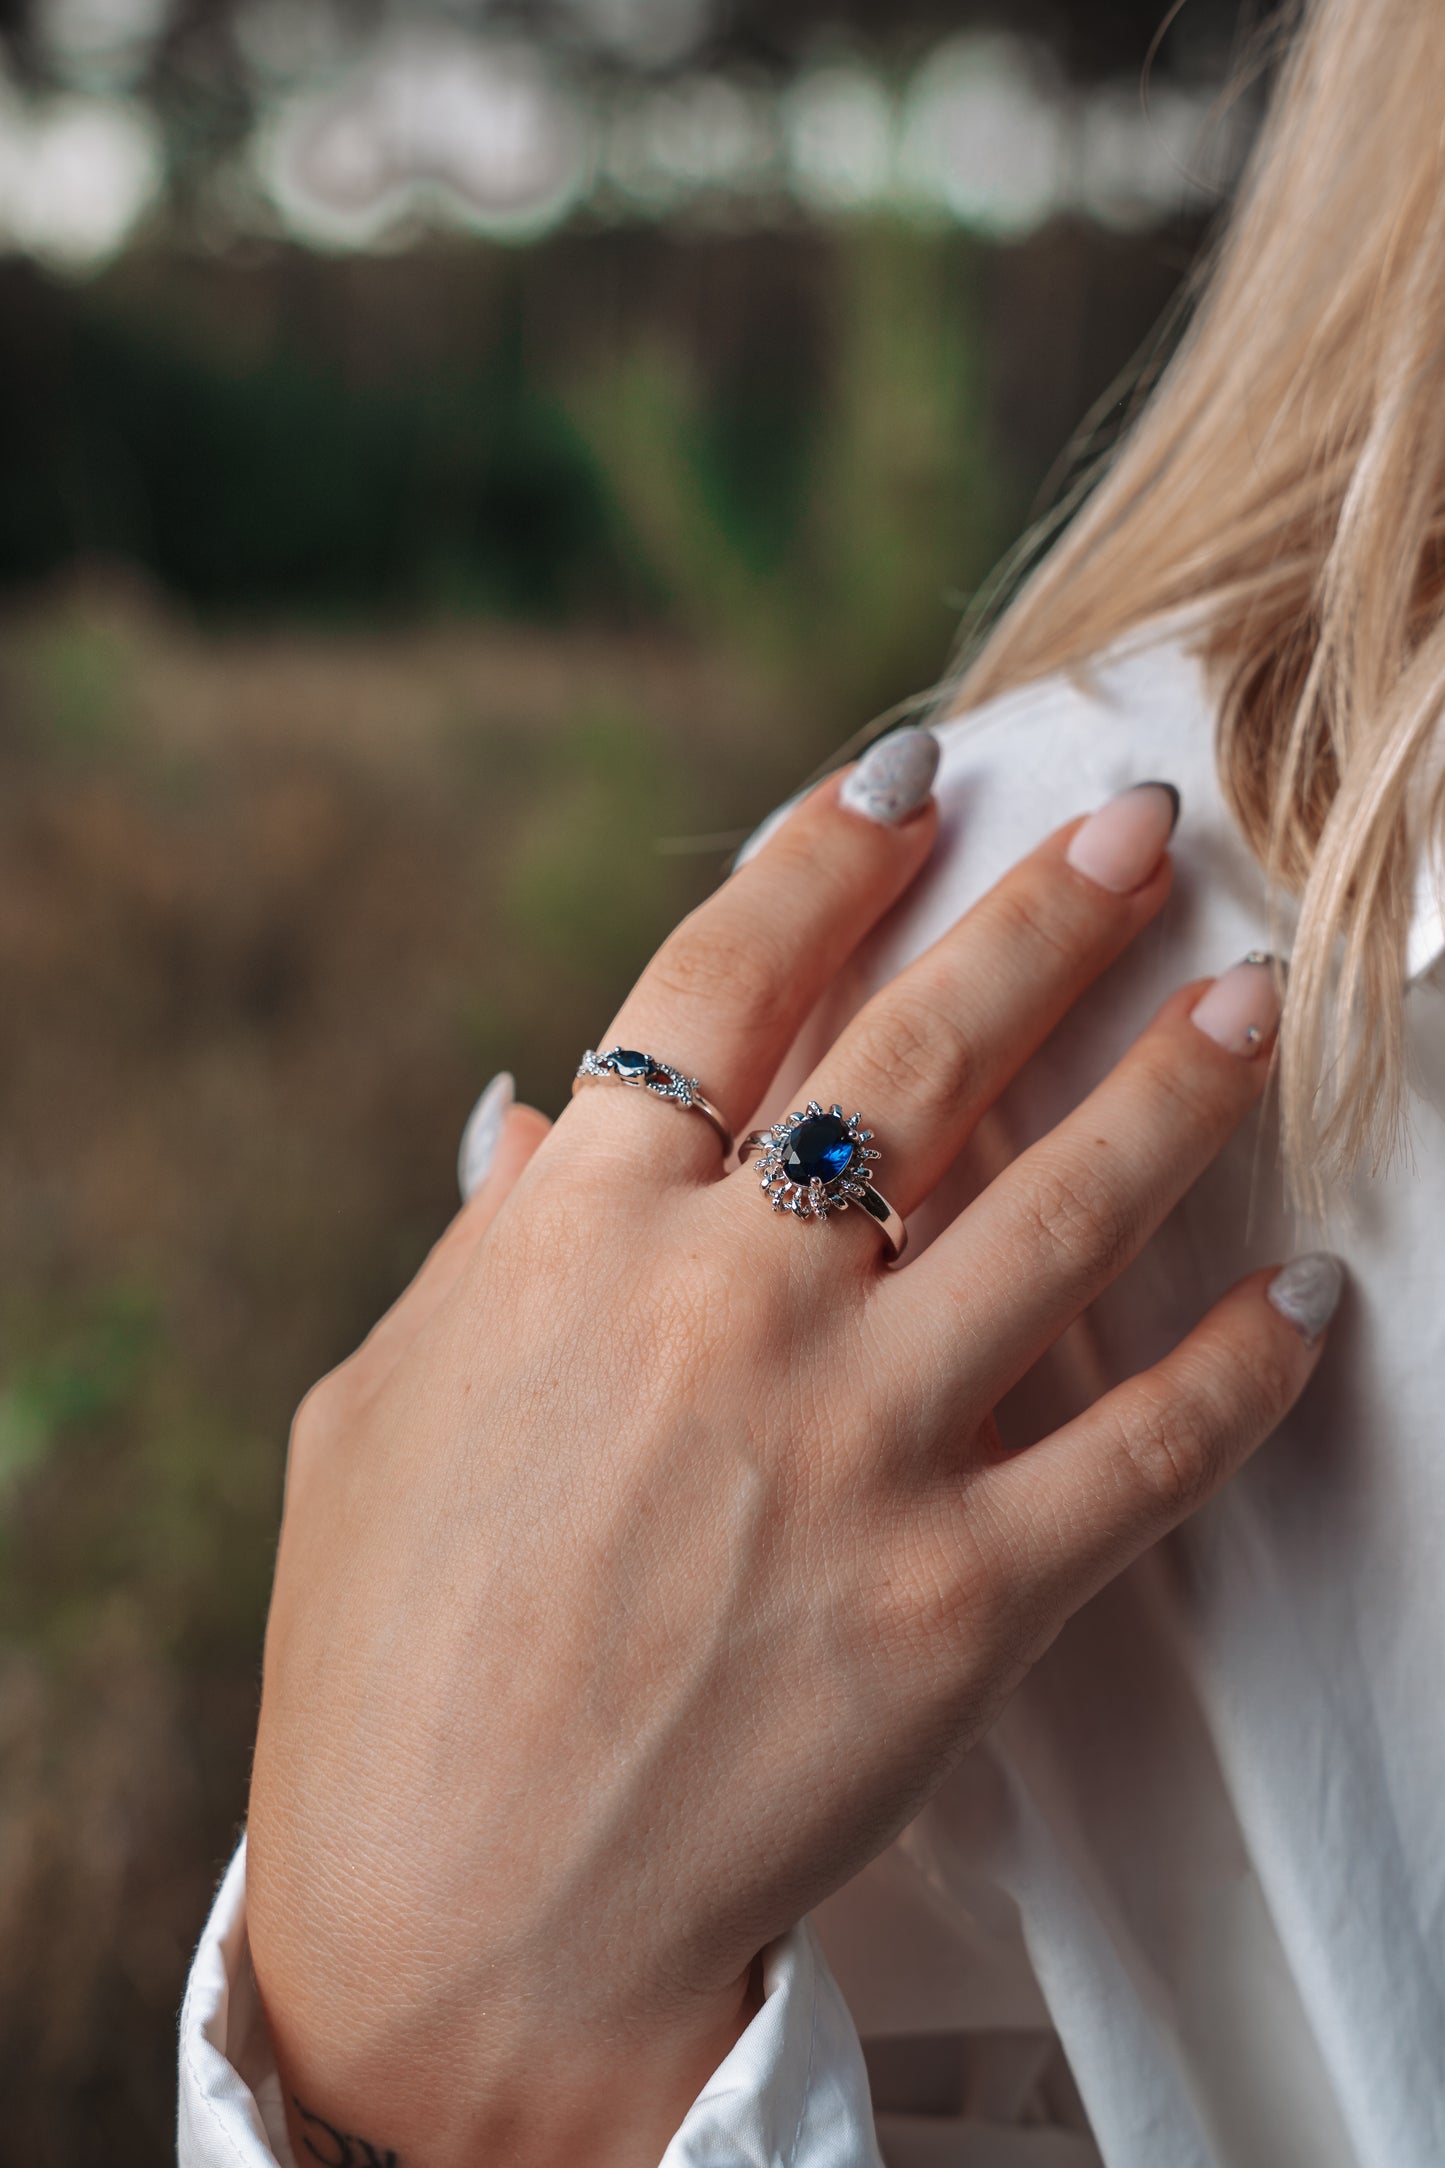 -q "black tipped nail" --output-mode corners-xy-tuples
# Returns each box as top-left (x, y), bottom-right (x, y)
(1136, 779), (1181, 836)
